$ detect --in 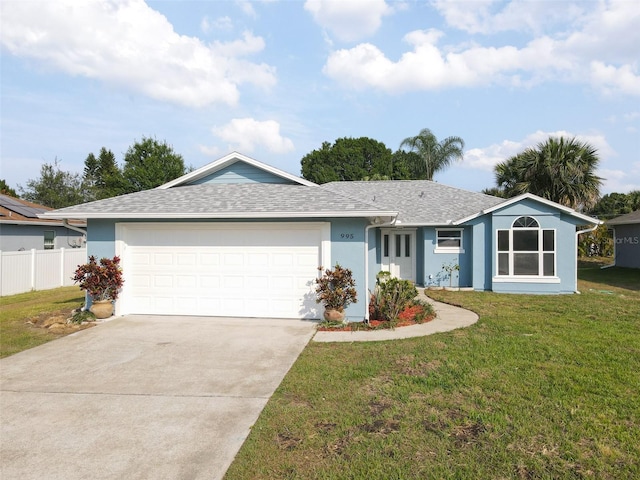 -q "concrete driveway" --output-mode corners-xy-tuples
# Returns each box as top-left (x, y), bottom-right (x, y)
(1, 315), (316, 480)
